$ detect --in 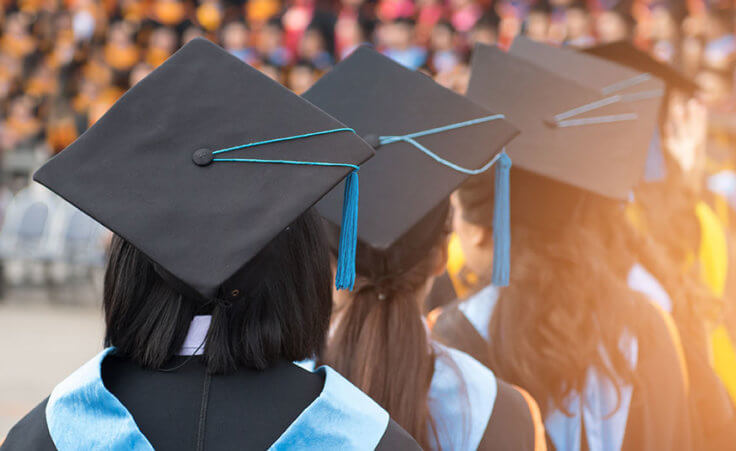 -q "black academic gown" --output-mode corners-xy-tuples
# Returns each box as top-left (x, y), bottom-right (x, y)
(1, 352), (419, 450)
(676, 319), (736, 450)
(430, 296), (693, 451)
